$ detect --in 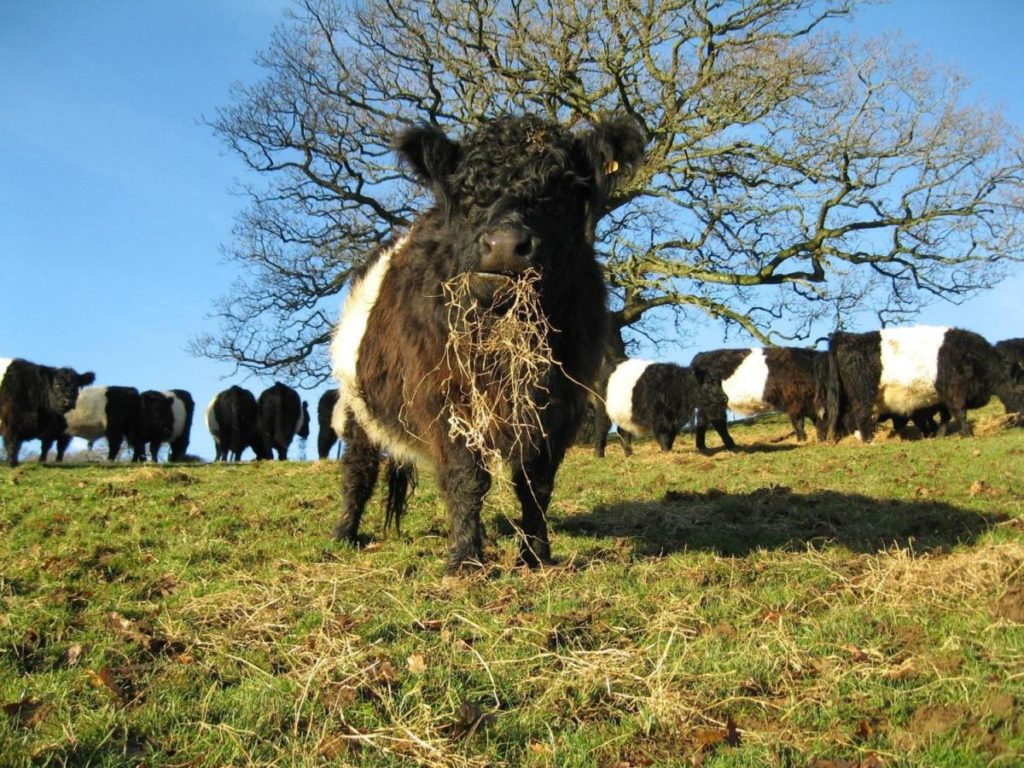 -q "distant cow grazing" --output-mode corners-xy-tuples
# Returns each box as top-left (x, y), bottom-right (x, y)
(0, 357), (95, 467)
(821, 326), (1024, 442)
(135, 389), (194, 461)
(995, 339), (1024, 405)
(317, 389), (341, 459)
(256, 383), (309, 460)
(690, 347), (827, 445)
(595, 359), (728, 457)
(207, 386), (260, 461)
(46, 385), (141, 461)
(330, 113), (645, 572)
